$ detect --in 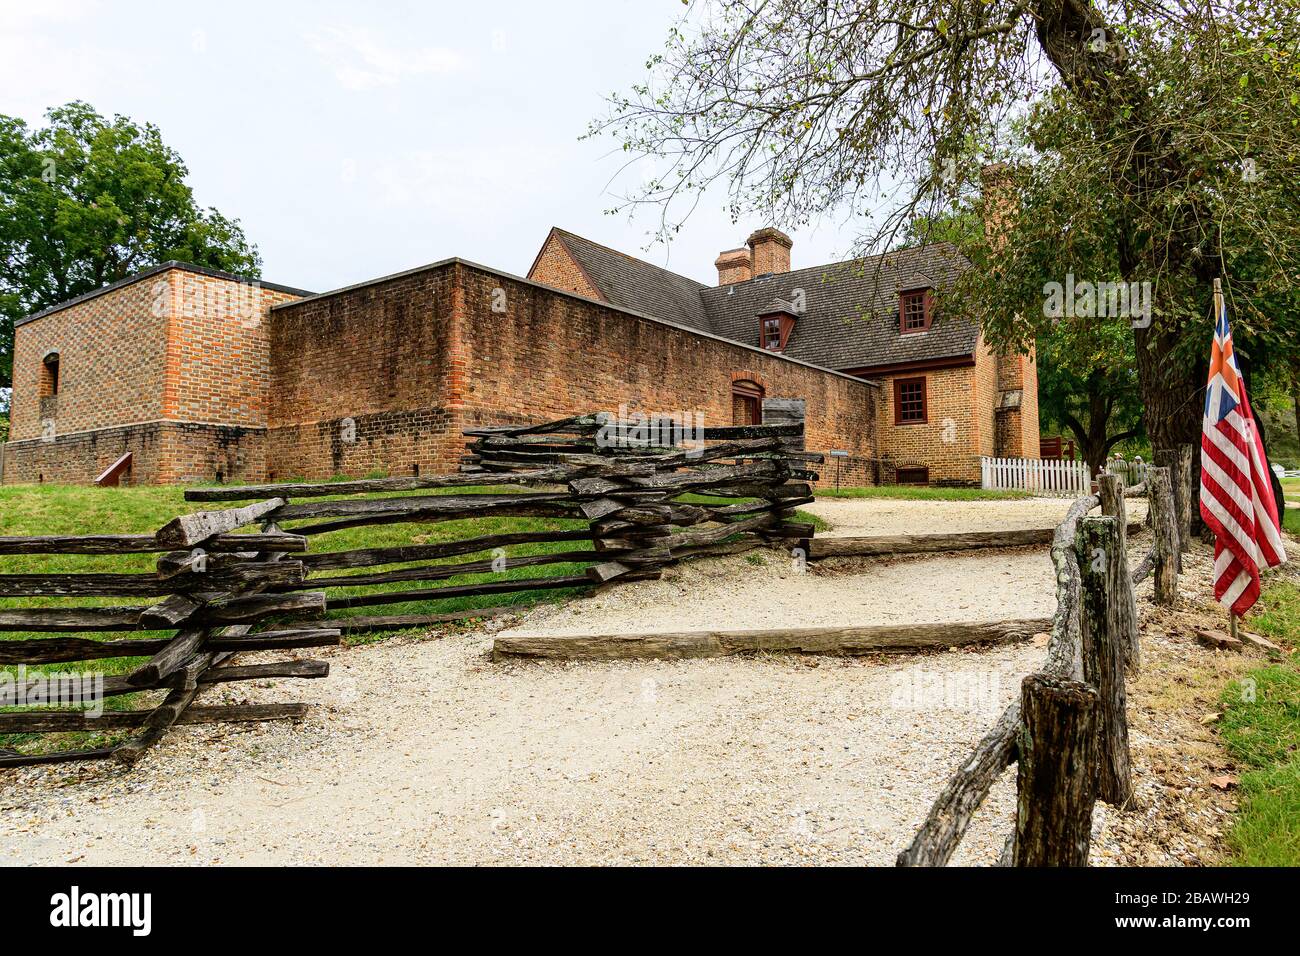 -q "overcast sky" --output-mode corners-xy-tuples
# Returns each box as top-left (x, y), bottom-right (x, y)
(1, 0), (867, 294)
